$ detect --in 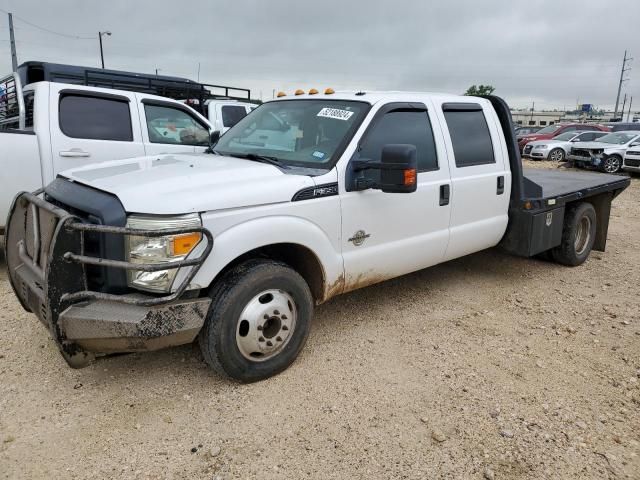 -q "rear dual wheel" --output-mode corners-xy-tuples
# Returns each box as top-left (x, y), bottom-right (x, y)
(199, 259), (313, 382)
(551, 202), (596, 266)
